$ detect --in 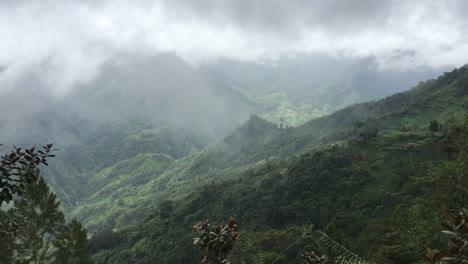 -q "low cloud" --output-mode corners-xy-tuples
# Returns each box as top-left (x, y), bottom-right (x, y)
(0, 0), (466, 96)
